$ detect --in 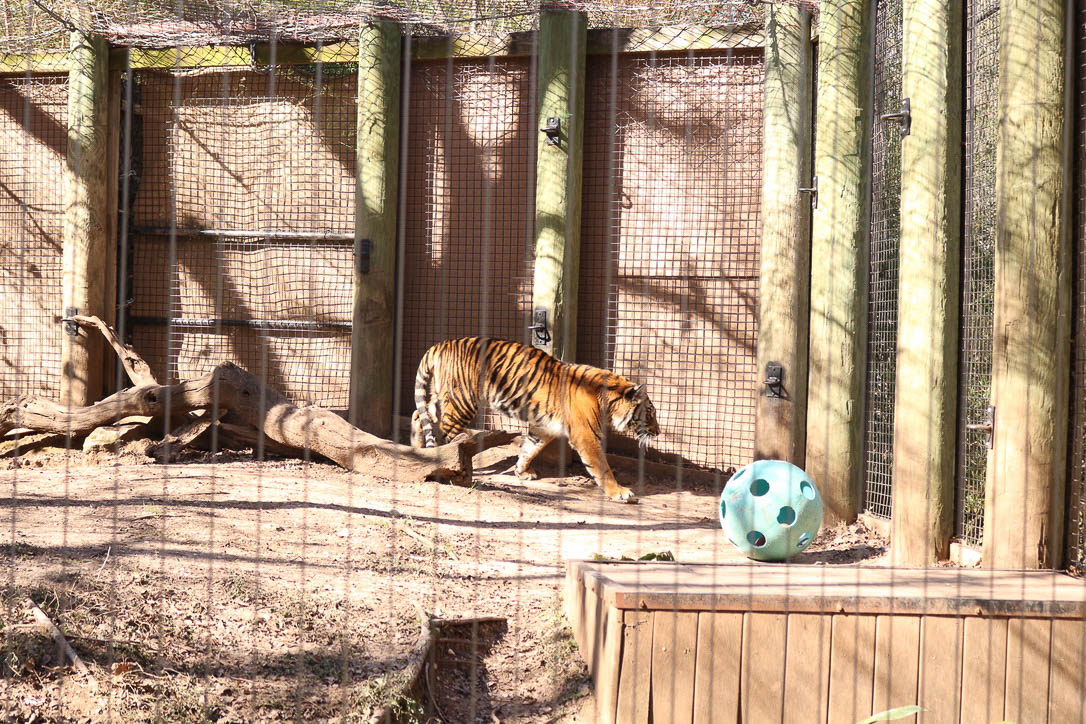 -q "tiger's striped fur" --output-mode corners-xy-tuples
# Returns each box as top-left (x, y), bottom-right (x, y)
(410, 337), (659, 502)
